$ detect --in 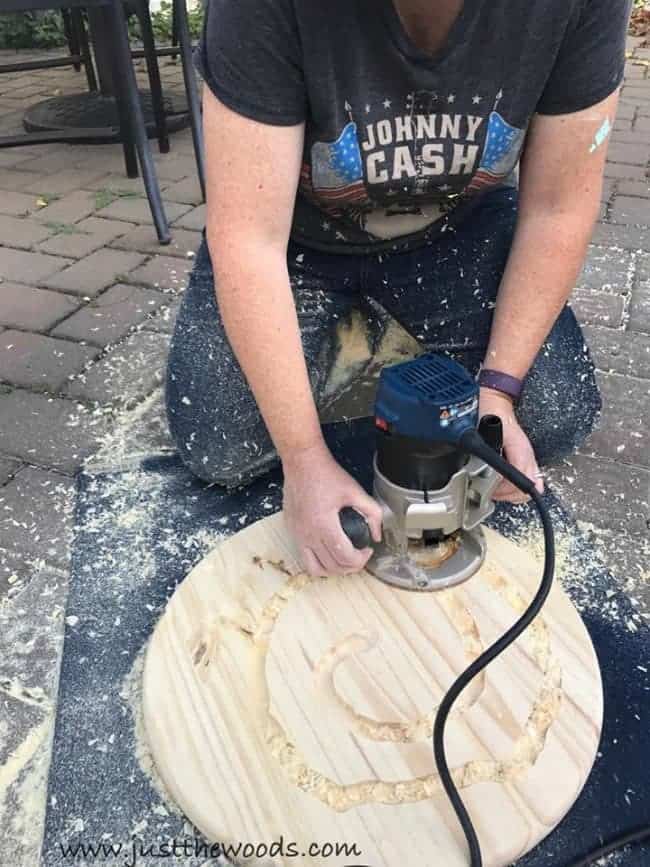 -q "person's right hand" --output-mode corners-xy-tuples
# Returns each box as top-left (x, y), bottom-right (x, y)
(282, 442), (383, 577)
